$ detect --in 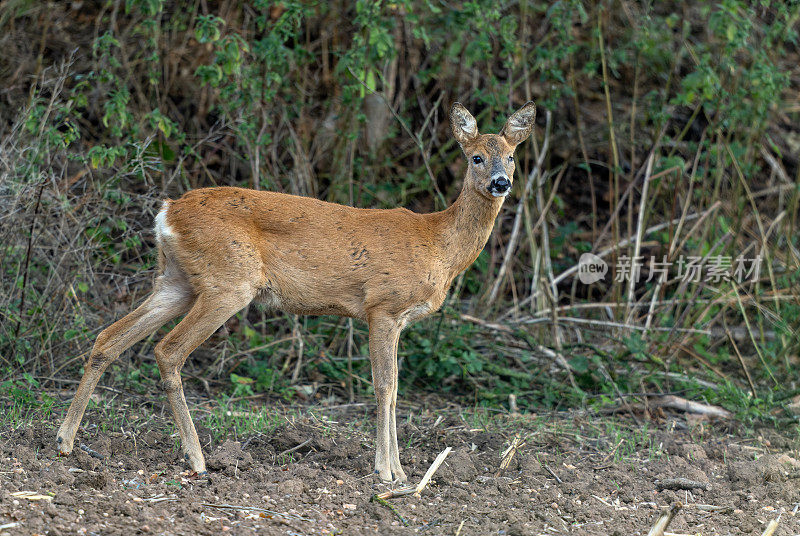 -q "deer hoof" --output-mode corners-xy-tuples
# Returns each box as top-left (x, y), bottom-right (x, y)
(184, 452), (207, 474)
(56, 436), (73, 456)
(374, 467), (394, 482)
